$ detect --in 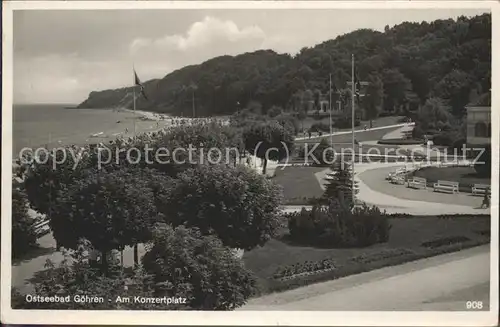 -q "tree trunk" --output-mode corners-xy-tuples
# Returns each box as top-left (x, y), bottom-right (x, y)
(134, 244), (139, 267)
(262, 158), (268, 175)
(101, 250), (108, 275)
